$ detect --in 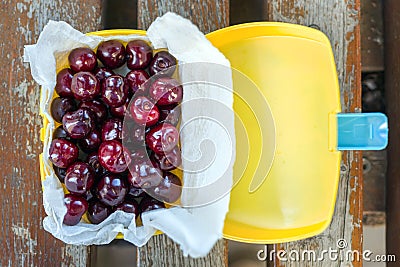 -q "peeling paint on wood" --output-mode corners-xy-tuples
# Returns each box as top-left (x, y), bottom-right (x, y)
(11, 224), (37, 255)
(0, 0), (102, 266)
(61, 245), (90, 267)
(266, 0), (362, 266)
